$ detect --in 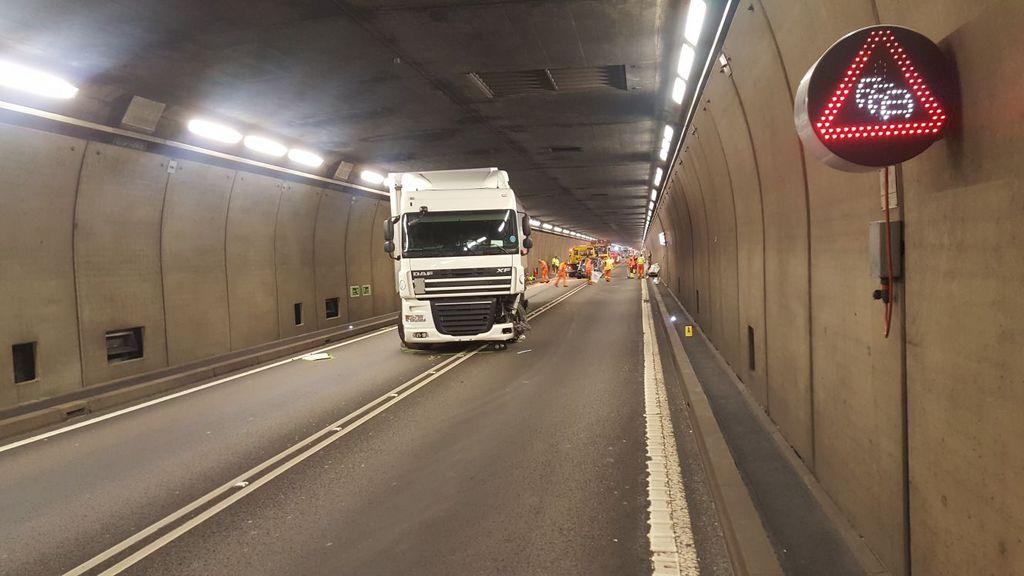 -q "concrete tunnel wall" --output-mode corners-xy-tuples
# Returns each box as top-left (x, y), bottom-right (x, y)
(645, 2), (1023, 575)
(0, 121), (578, 414)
